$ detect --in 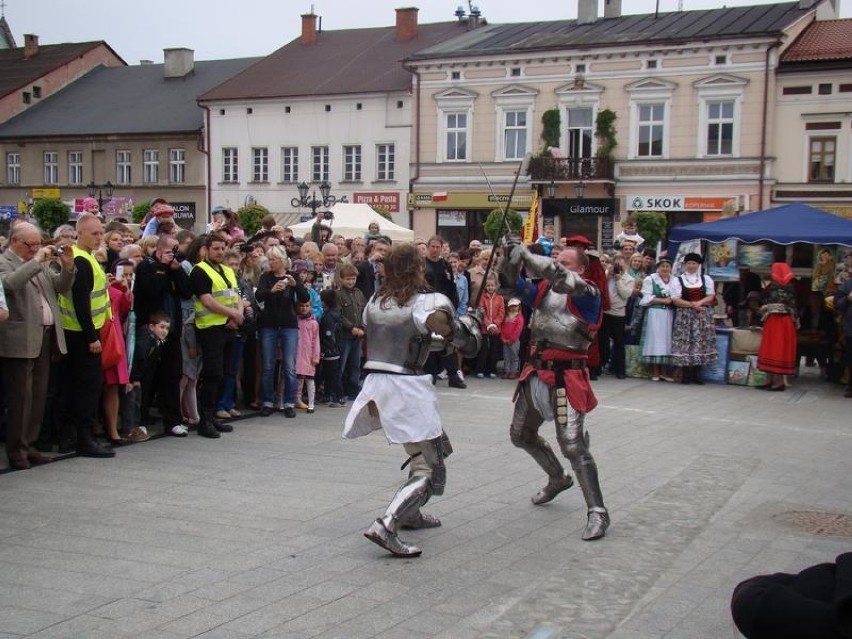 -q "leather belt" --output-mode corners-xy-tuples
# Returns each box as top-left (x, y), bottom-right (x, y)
(533, 358), (586, 371)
